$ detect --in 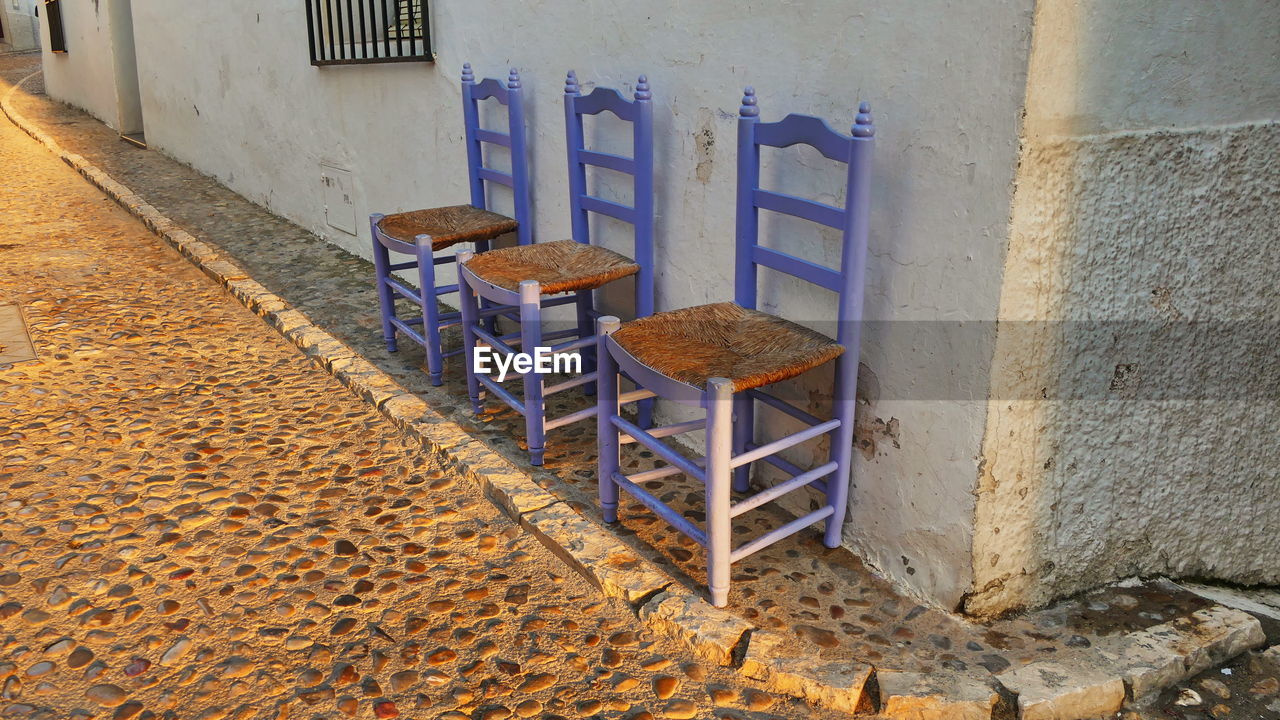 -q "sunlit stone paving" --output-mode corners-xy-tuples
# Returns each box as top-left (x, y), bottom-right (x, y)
(0, 77), (841, 720)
